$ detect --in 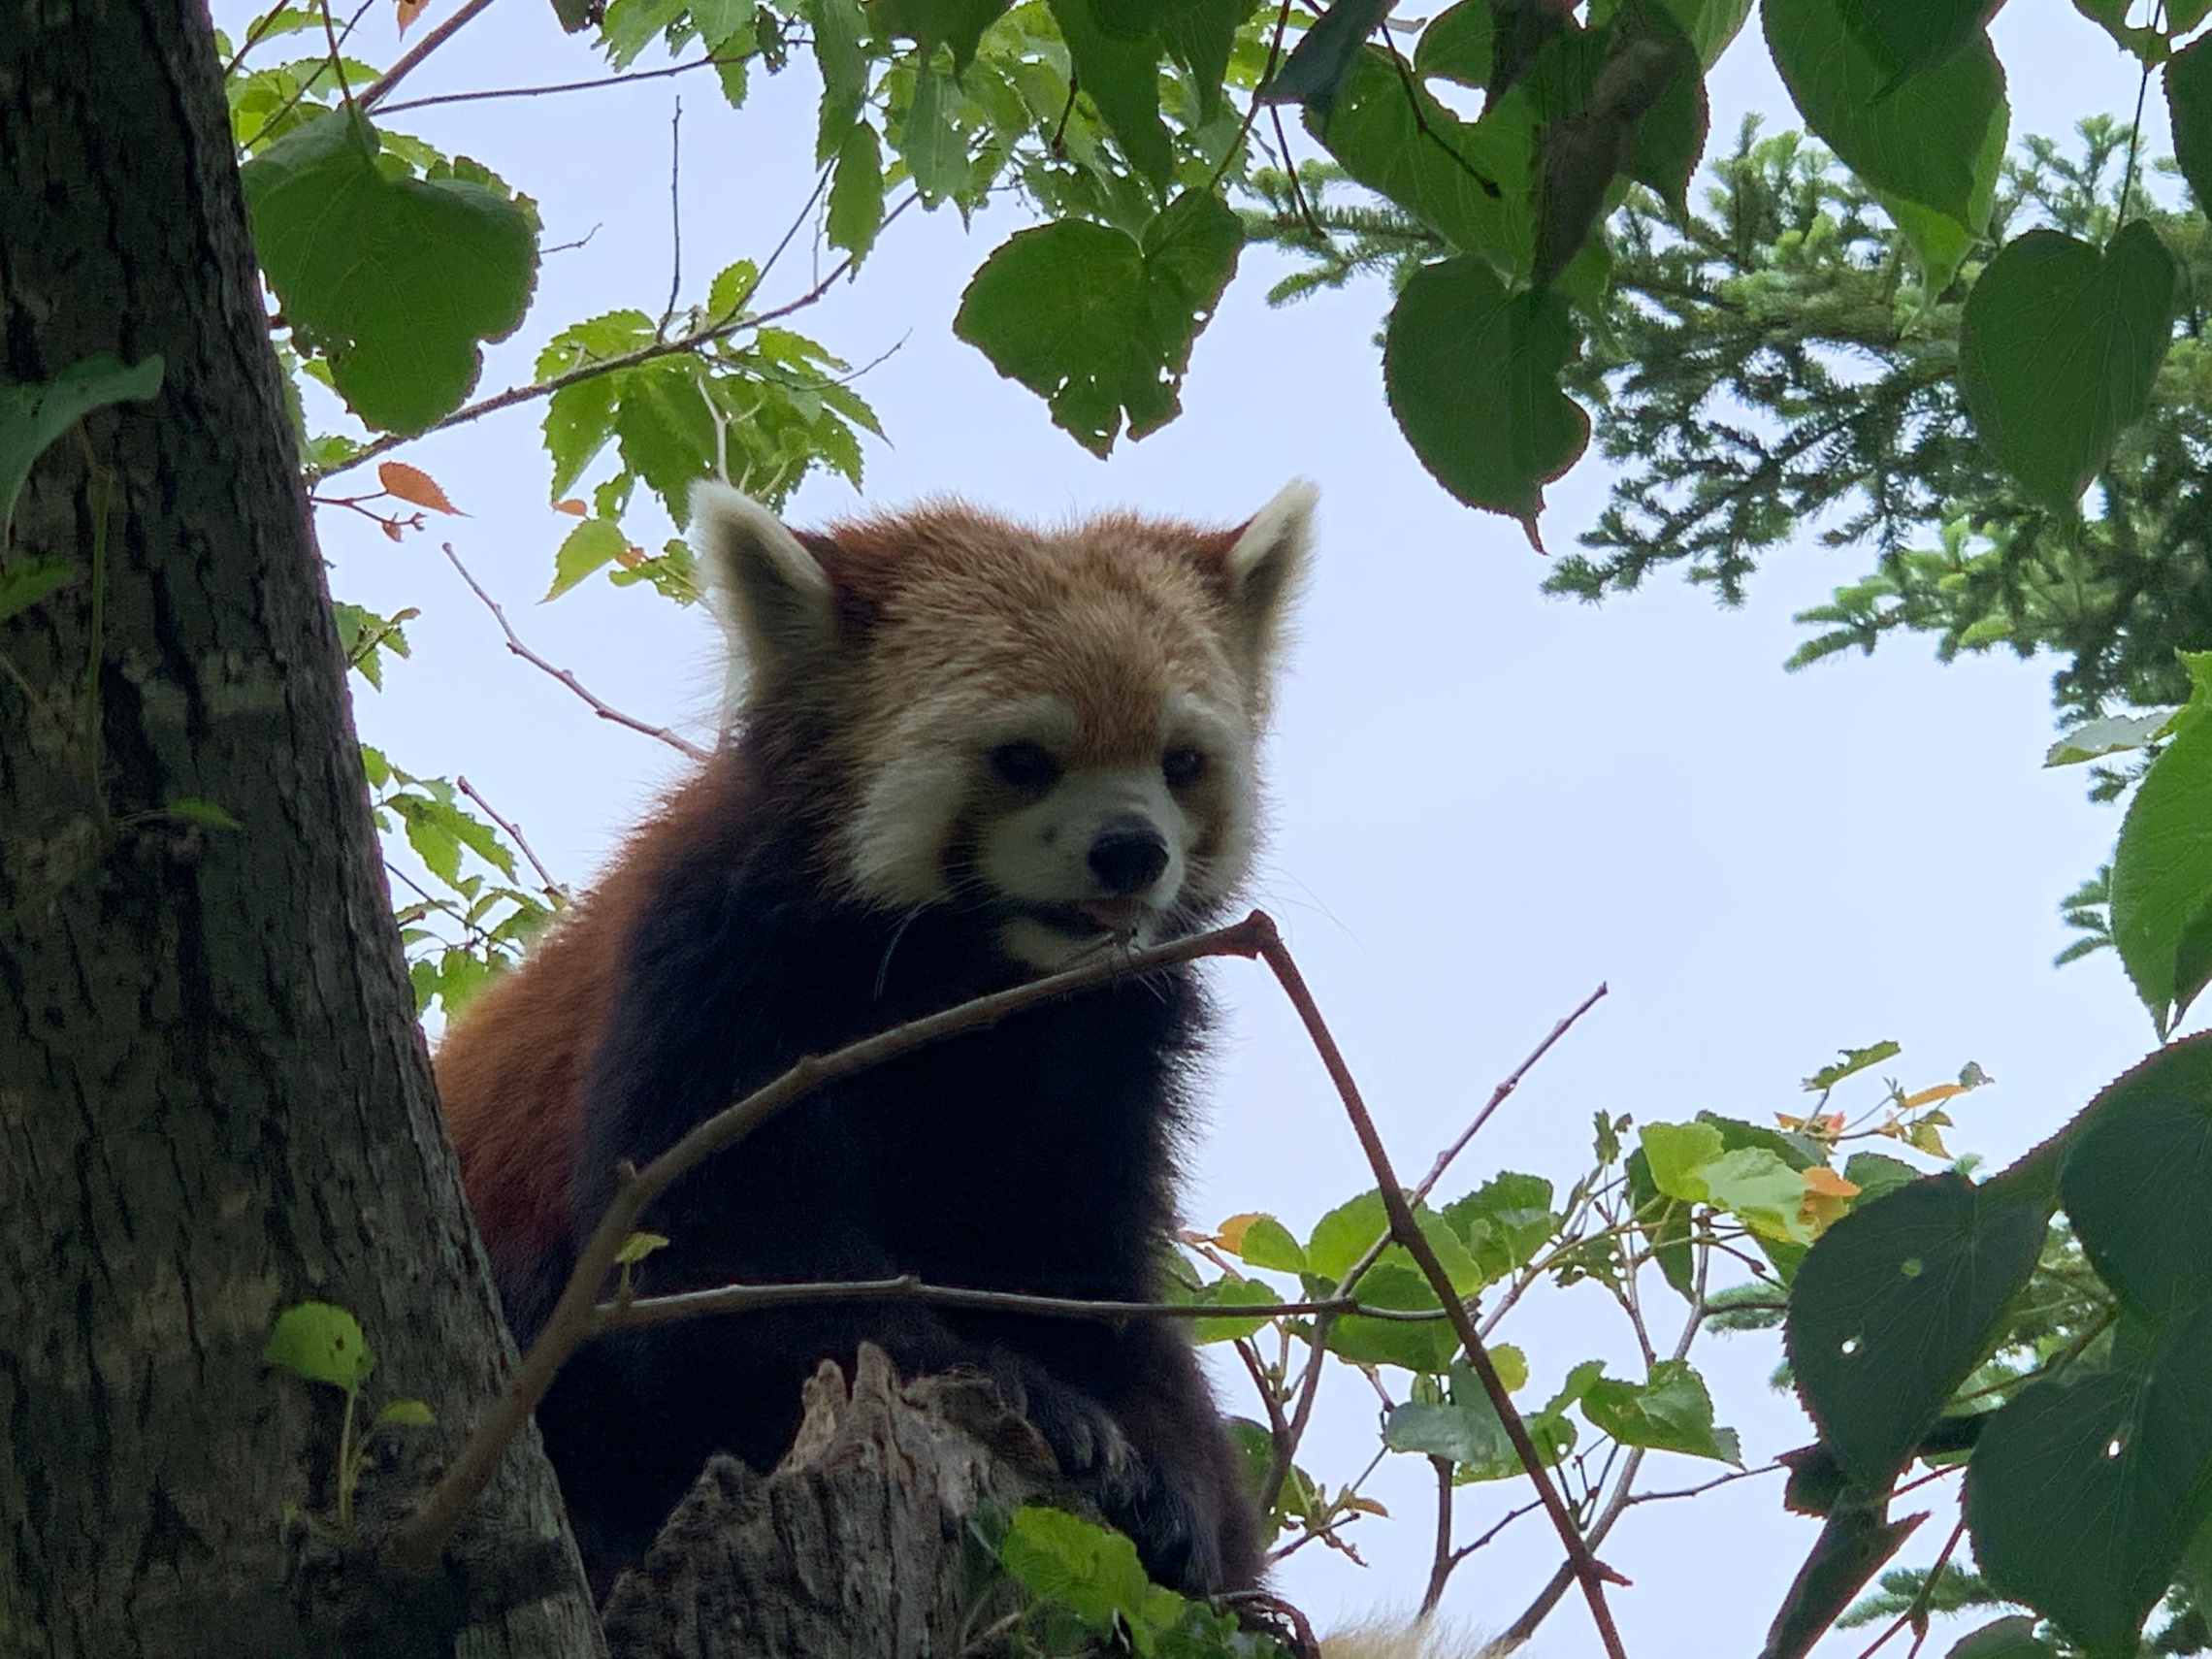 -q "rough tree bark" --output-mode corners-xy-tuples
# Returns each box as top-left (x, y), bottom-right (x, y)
(0, 3), (600, 1653)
